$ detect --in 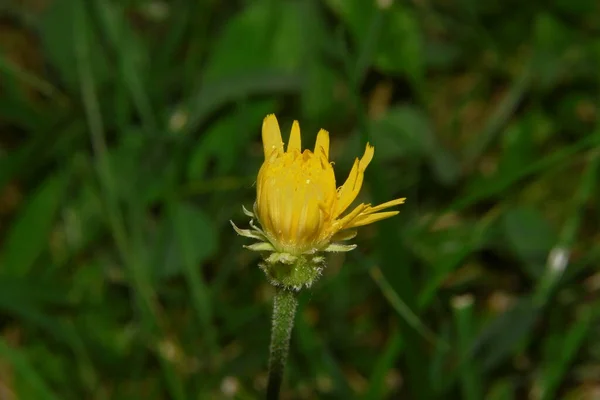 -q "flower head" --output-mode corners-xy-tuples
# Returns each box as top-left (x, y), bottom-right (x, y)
(232, 114), (405, 289)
